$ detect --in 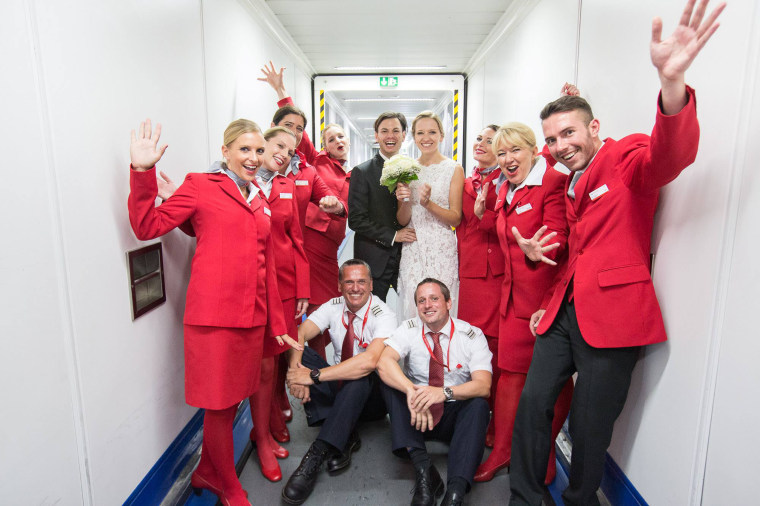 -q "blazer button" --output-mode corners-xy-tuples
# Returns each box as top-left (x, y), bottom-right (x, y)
(487, 248), (492, 253)
(577, 217), (582, 222)
(578, 249), (584, 255)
